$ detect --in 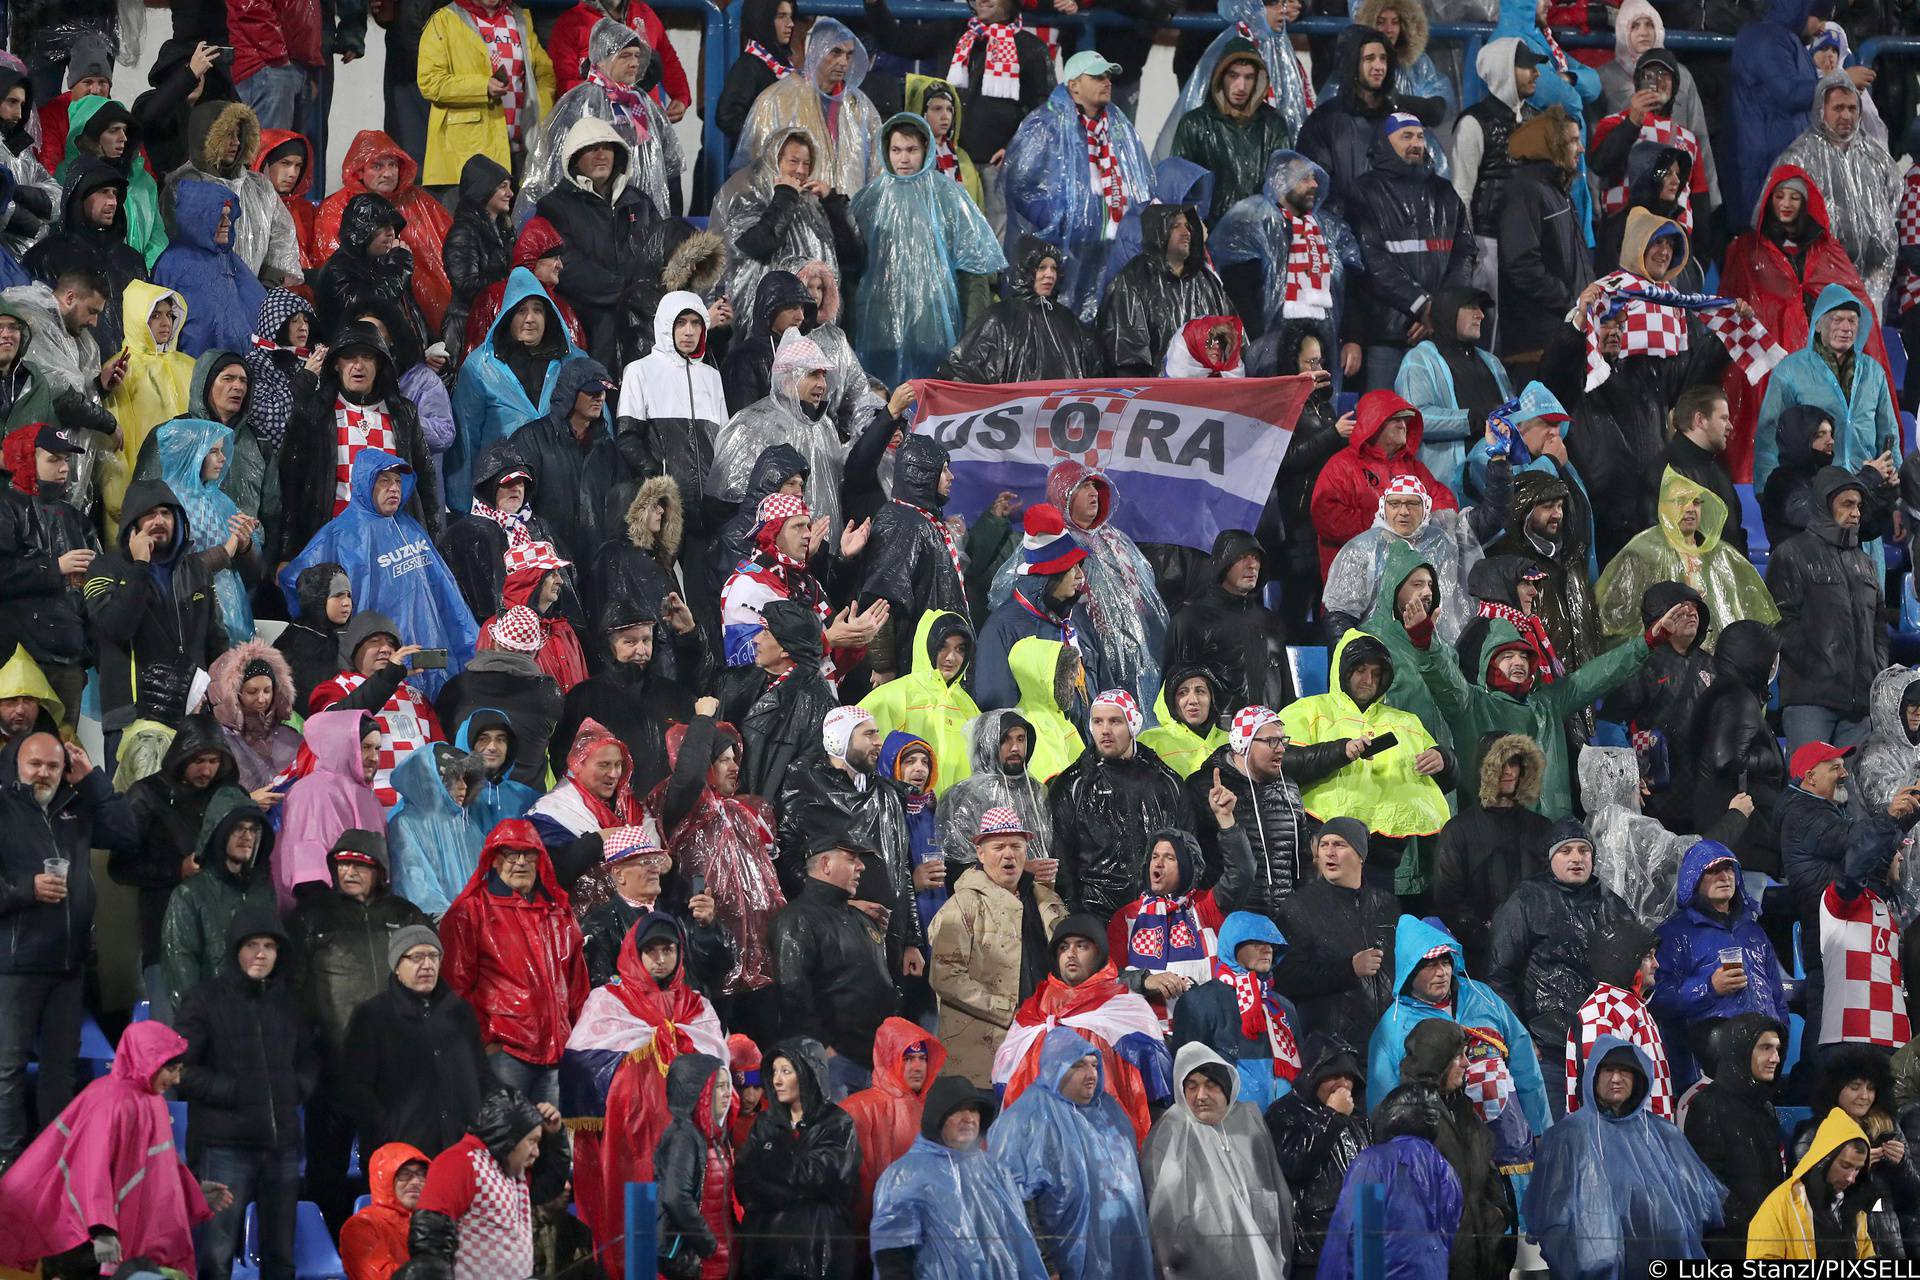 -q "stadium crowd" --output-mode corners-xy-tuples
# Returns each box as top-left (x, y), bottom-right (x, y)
(0, 0), (1915, 1273)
